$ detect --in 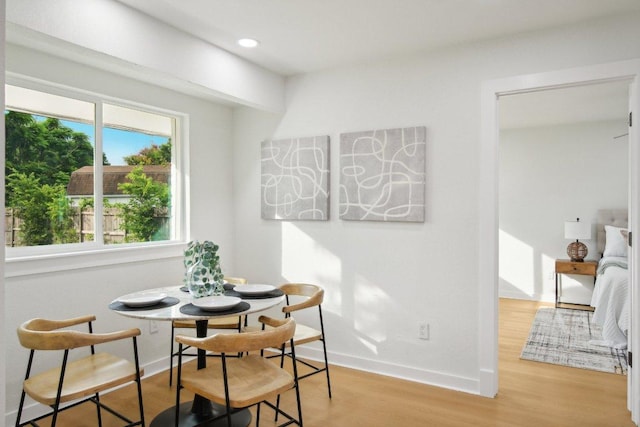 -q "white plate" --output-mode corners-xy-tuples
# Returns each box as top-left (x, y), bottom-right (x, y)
(192, 296), (242, 311)
(118, 292), (167, 307)
(233, 284), (276, 295)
